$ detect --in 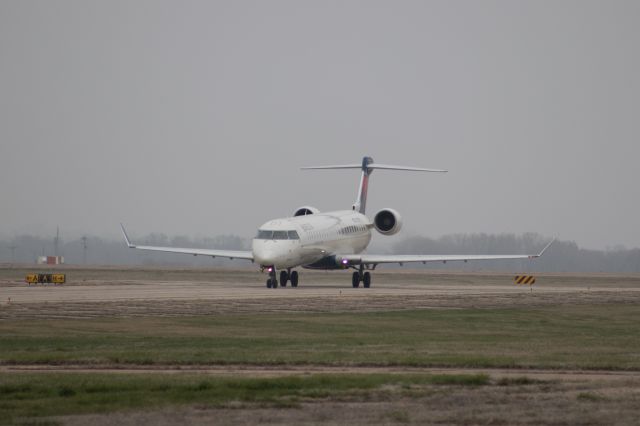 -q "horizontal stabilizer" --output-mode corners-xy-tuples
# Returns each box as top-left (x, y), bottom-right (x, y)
(302, 156), (447, 213)
(367, 164), (447, 173)
(301, 163), (447, 173)
(300, 164), (362, 170)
